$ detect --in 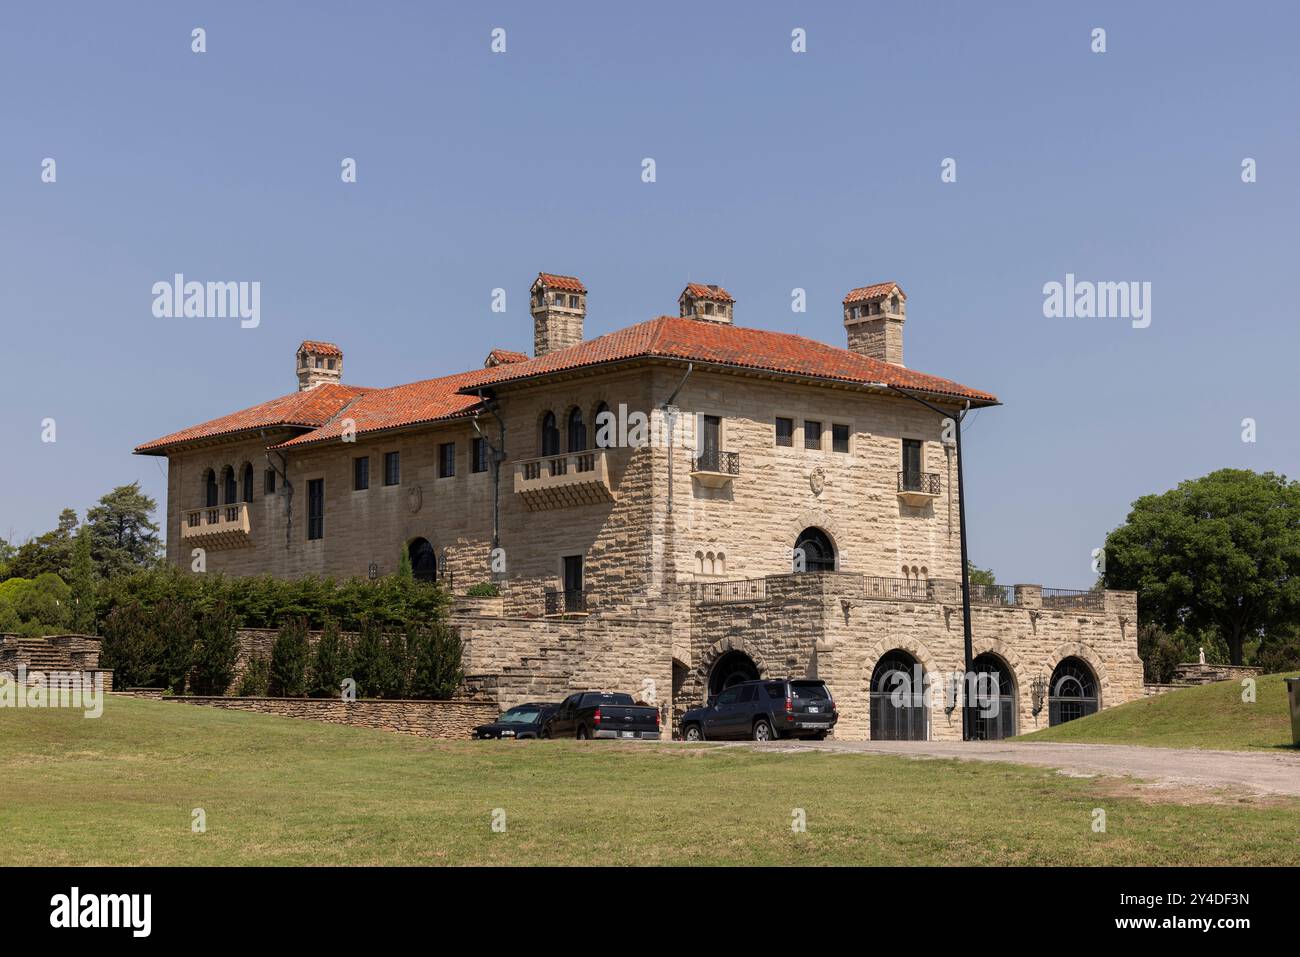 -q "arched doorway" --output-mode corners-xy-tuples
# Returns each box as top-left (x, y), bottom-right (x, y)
(1048, 657), (1099, 726)
(408, 538), (437, 582)
(708, 649), (760, 700)
(794, 527), (835, 572)
(870, 650), (928, 740)
(971, 652), (1016, 740)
